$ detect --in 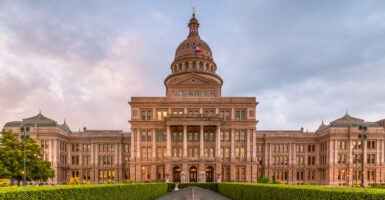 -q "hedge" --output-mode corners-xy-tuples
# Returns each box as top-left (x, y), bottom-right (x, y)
(218, 183), (385, 200)
(0, 183), (168, 200)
